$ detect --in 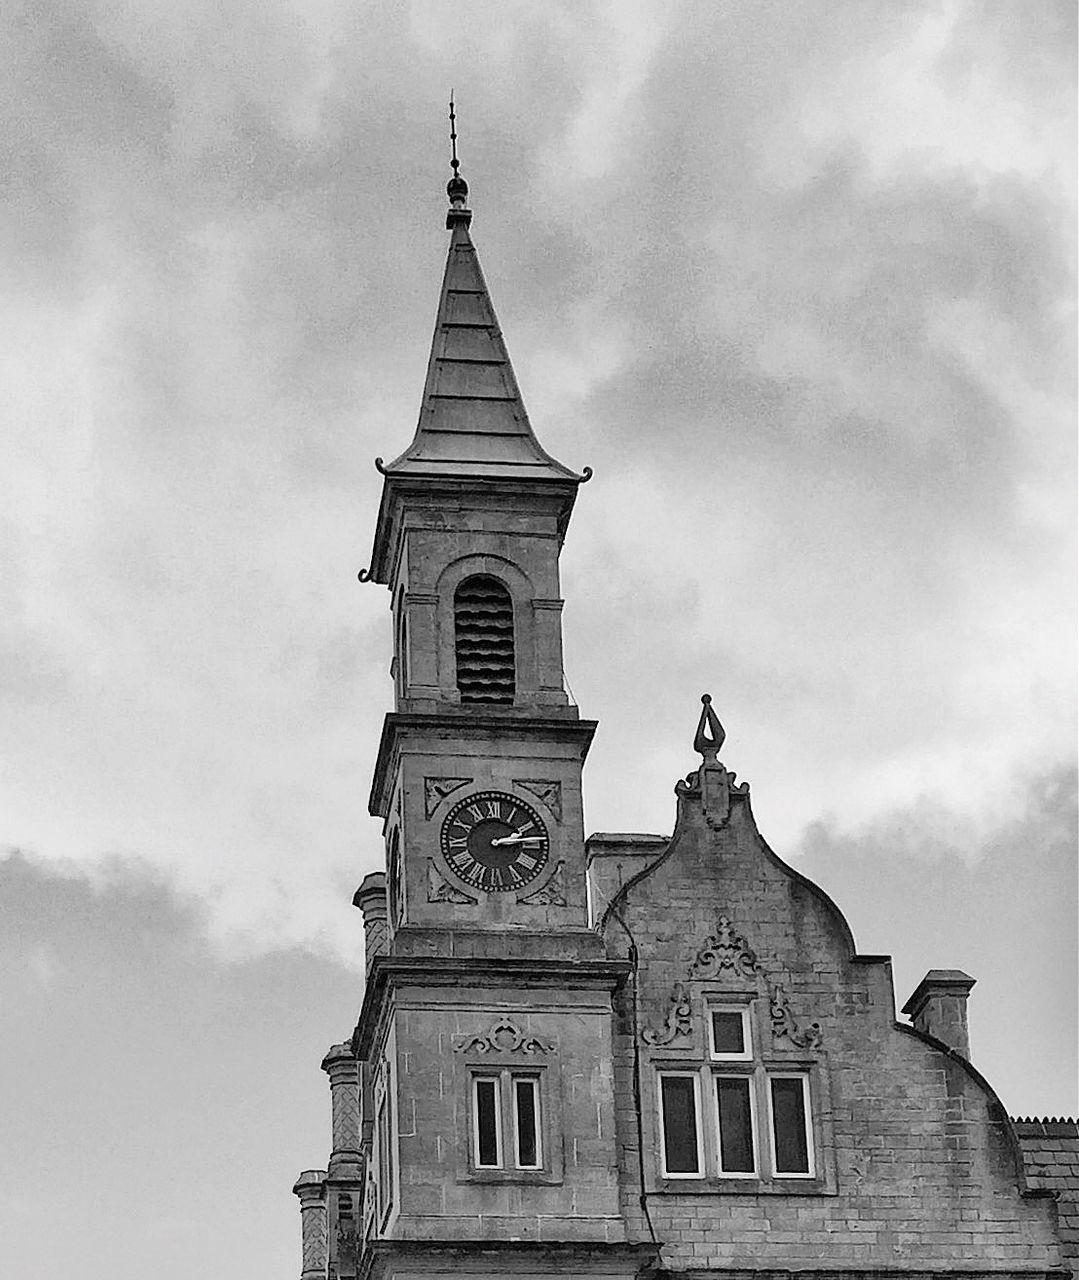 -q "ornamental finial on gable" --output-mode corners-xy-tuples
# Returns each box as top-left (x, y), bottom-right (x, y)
(694, 693), (725, 763)
(676, 692), (749, 828)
